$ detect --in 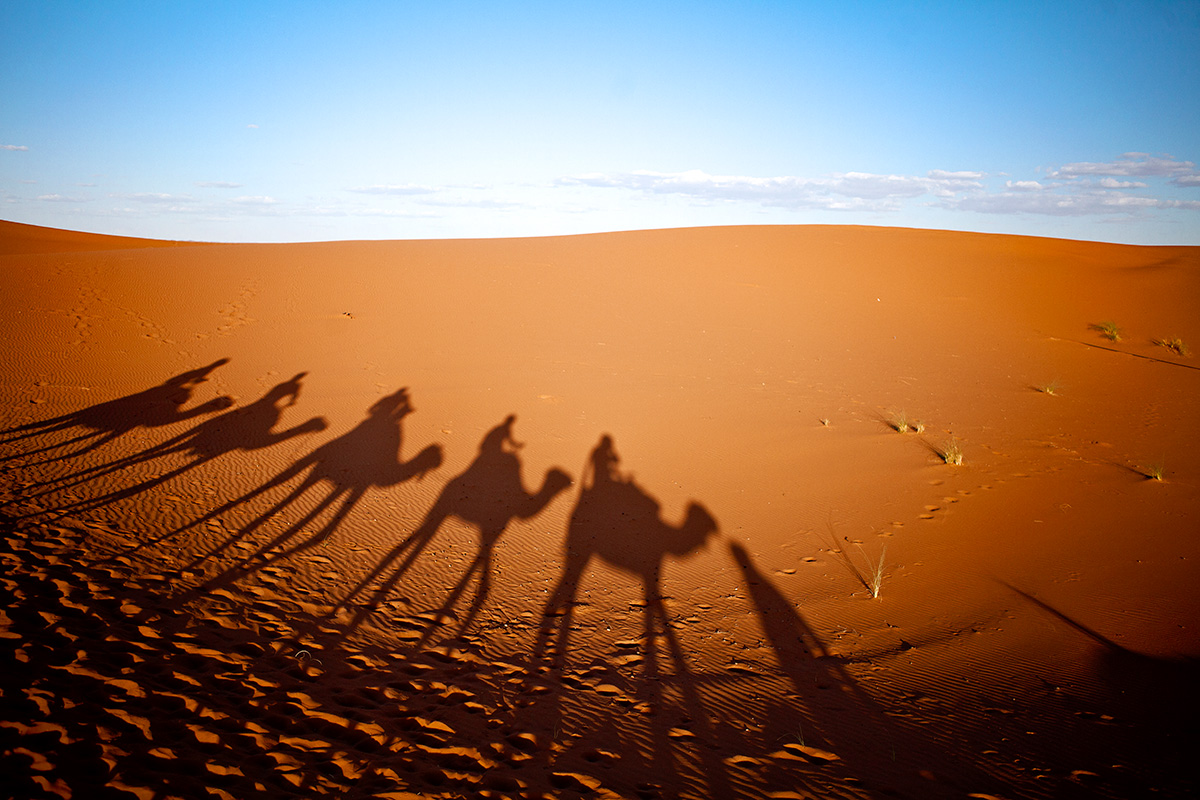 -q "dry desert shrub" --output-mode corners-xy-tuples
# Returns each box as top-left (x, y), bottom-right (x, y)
(1143, 459), (1165, 482)
(862, 544), (887, 599)
(1090, 321), (1123, 342)
(939, 438), (963, 466)
(1153, 337), (1191, 357)
(887, 410), (923, 434)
